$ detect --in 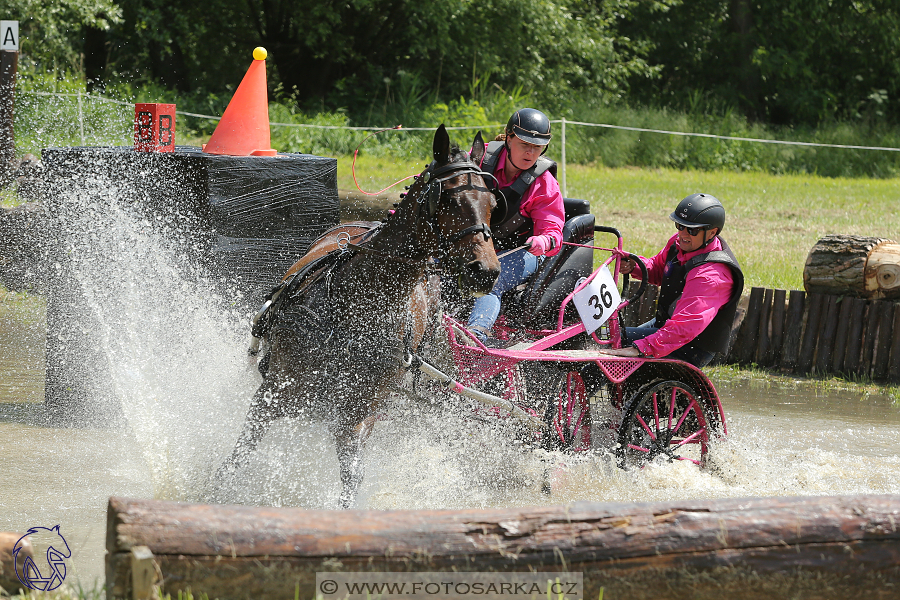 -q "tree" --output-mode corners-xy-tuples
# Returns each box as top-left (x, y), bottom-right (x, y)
(622, 0), (900, 125)
(0, 0), (122, 75)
